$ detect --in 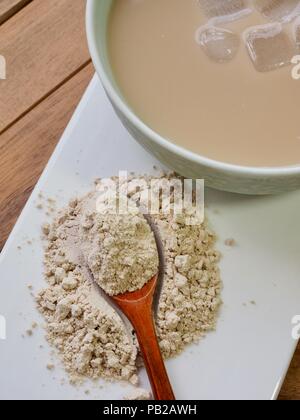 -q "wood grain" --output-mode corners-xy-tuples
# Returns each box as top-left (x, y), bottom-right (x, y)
(279, 344), (300, 400)
(0, 0), (90, 133)
(0, 0), (31, 24)
(0, 63), (94, 249)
